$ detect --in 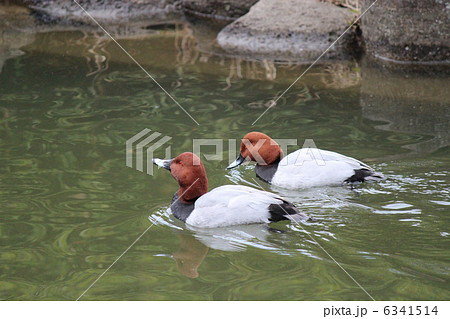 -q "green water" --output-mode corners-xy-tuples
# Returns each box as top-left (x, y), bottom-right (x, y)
(0, 26), (449, 301)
